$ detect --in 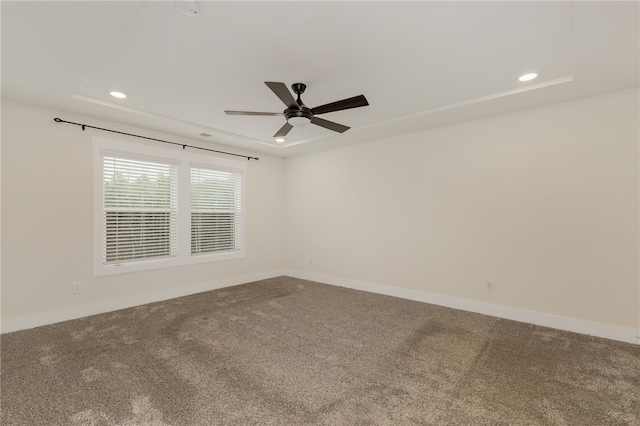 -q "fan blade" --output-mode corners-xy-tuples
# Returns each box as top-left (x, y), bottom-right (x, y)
(225, 110), (282, 116)
(311, 117), (350, 133)
(265, 82), (297, 109)
(311, 95), (369, 115)
(274, 122), (293, 138)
